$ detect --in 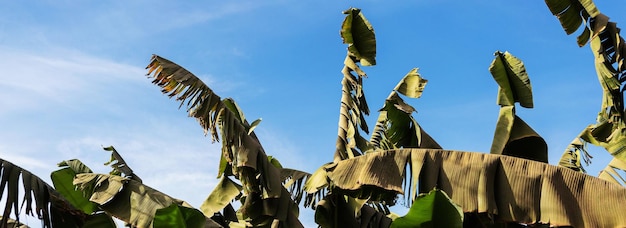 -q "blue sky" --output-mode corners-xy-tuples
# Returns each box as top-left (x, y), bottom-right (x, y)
(1, 1), (625, 227)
